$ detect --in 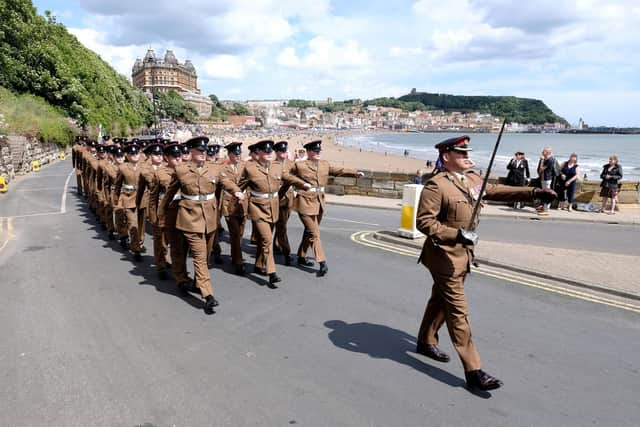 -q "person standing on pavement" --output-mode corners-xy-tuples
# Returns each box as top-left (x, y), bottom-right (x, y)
(536, 147), (556, 215)
(160, 136), (221, 314)
(113, 143), (144, 261)
(506, 151), (530, 209)
(414, 135), (556, 392)
(558, 153), (580, 211)
(287, 140), (364, 277)
(219, 142), (248, 275)
(599, 155), (623, 214)
(273, 140), (296, 266)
